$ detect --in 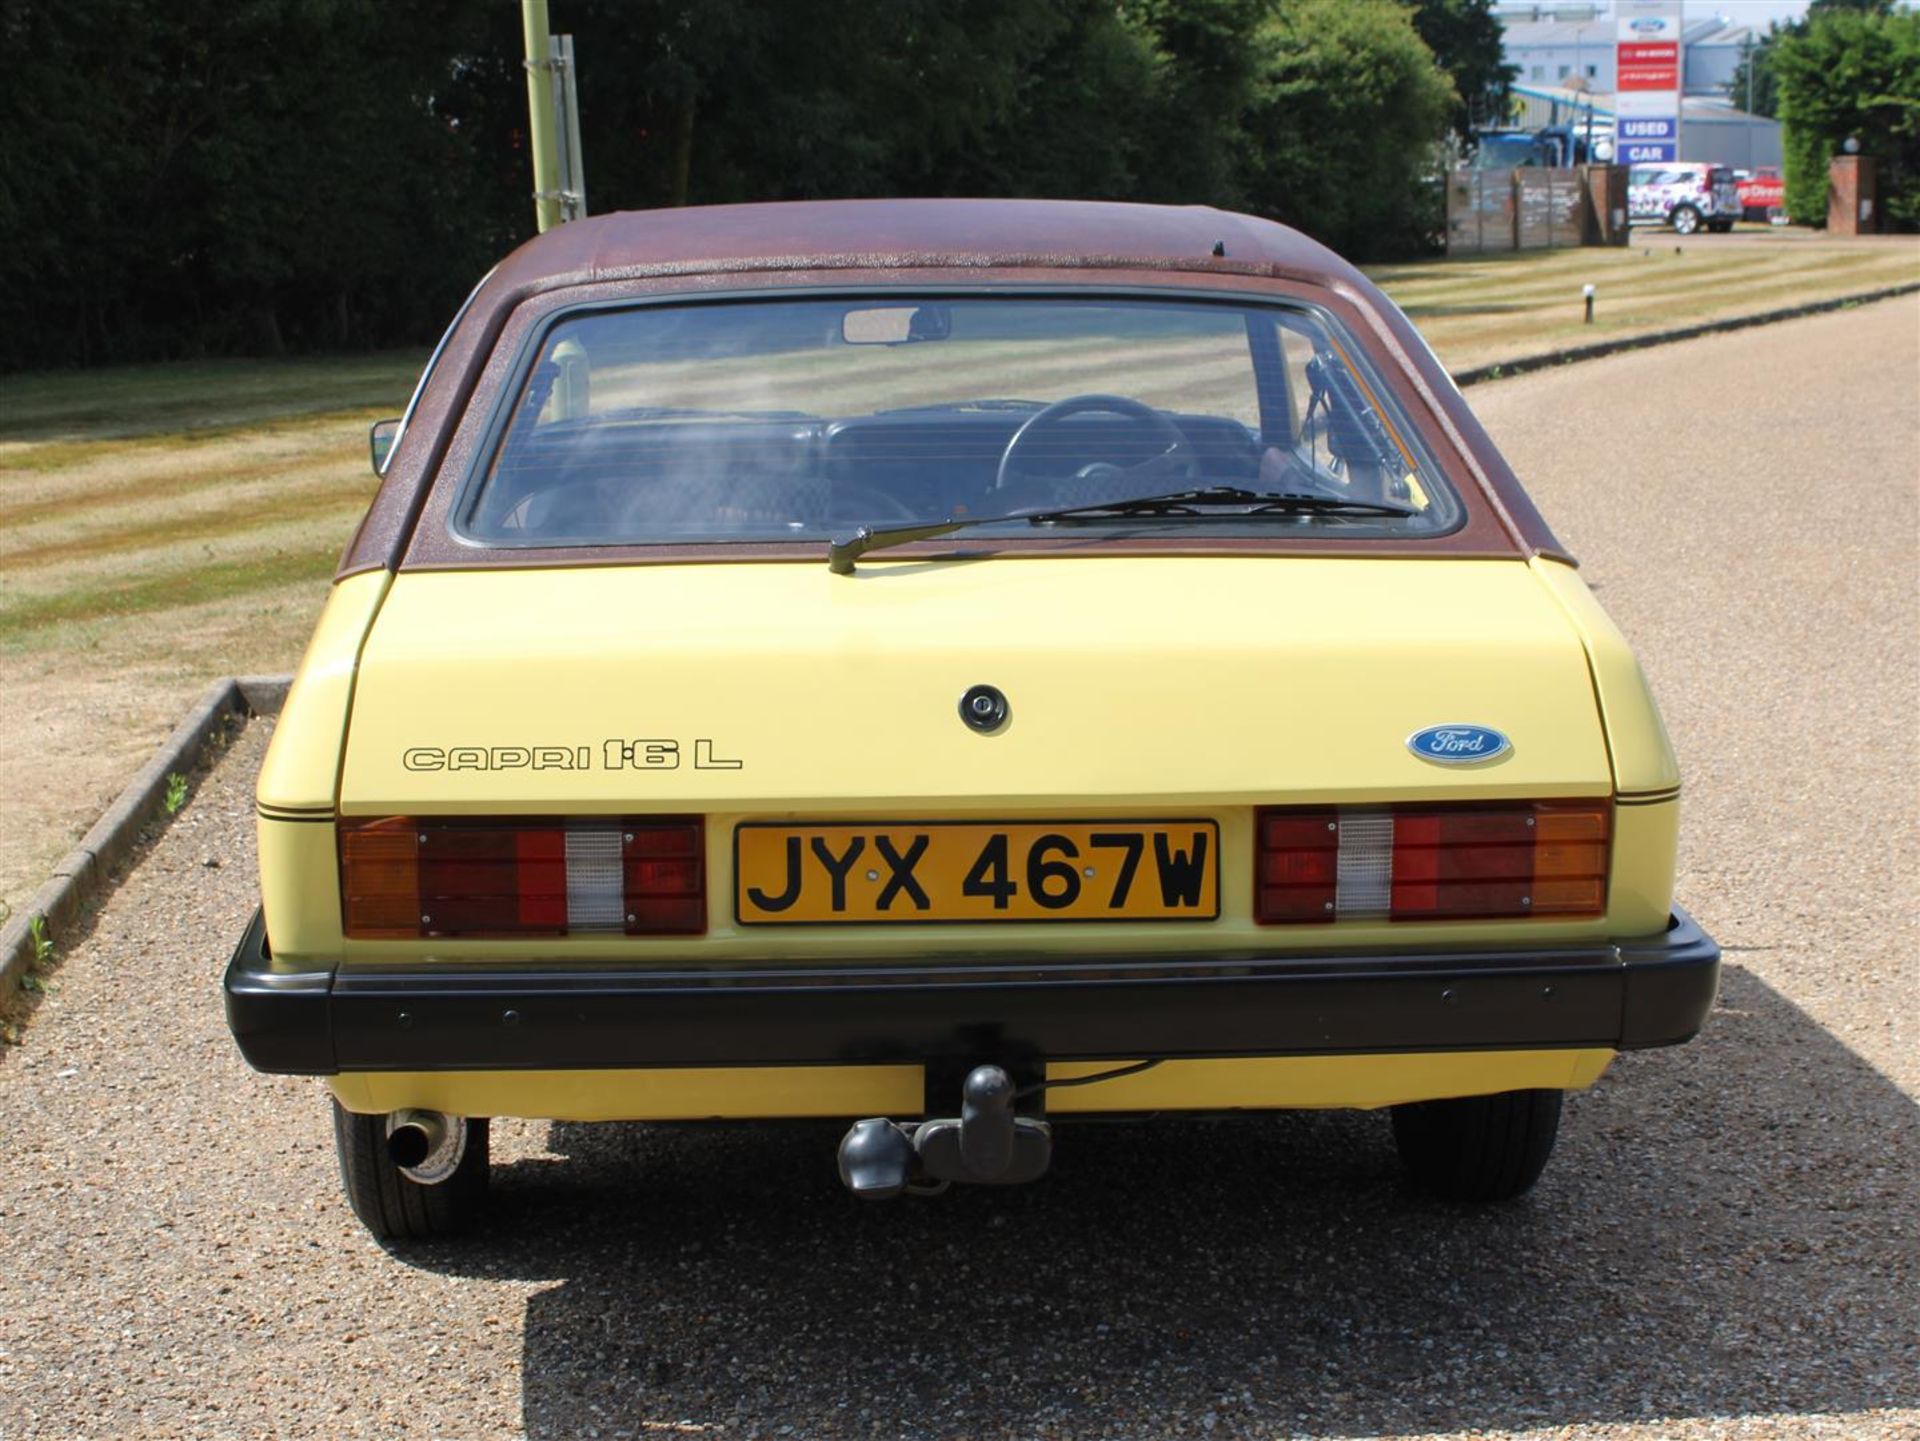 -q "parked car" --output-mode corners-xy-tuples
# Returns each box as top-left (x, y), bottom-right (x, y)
(1735, 167), (1787, 223)
(1629, 162), (1742, 234)
(223, 199), (1719, 1239)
